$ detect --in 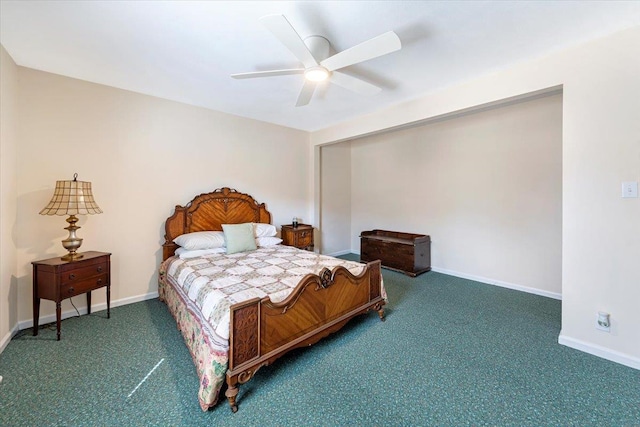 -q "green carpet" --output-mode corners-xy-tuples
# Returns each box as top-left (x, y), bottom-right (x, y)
(1, 256), (639, 426)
